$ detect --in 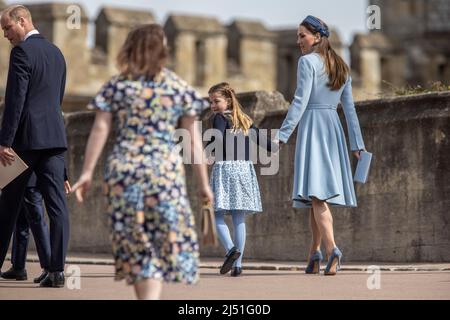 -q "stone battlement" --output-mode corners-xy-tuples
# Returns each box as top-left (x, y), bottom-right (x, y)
(0, 1), (314, 100)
